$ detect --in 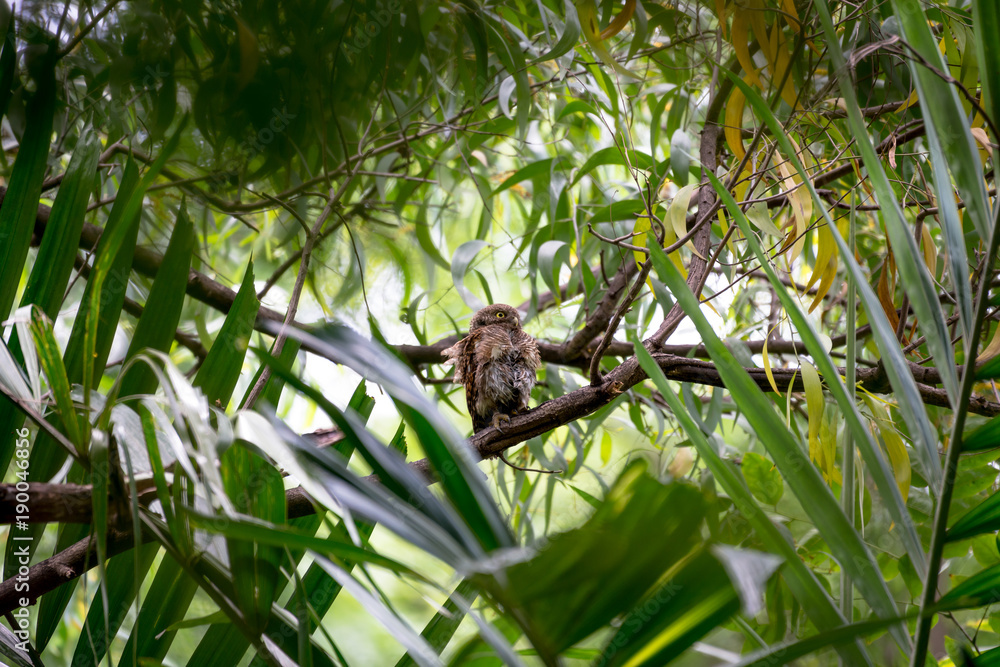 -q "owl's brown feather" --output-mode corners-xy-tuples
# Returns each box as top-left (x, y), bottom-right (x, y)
(442, 304), (541, 433)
